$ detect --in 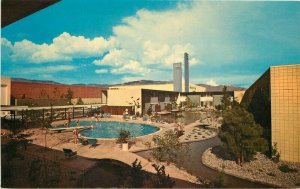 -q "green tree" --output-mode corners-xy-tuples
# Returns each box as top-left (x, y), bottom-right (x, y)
(219, 105), (268, 166)
(145, 130), (190, 165)
(116, 129), (131, 144)
(65, 88), (74, 105)
(24, 110), (59, 148)
(185, 96), (197, 108)
(40, 89), (49, 99)
(221, 86), (231, 110)
(76, 97), (84, 105)
(53, 87), (62, 99)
